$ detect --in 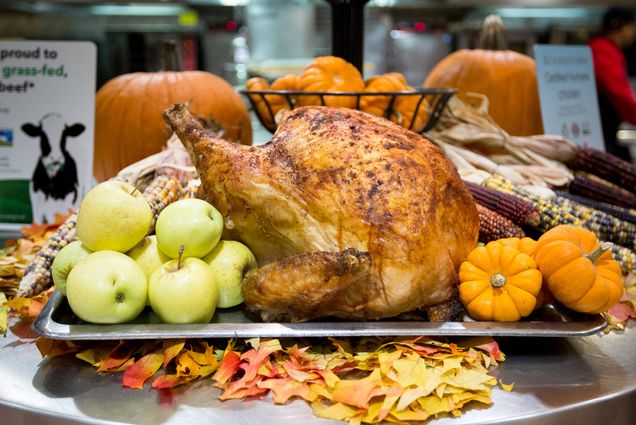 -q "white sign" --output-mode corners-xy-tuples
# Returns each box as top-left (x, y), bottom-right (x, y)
(0, 40), (95, 228)
(534, 44), (604, 151)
